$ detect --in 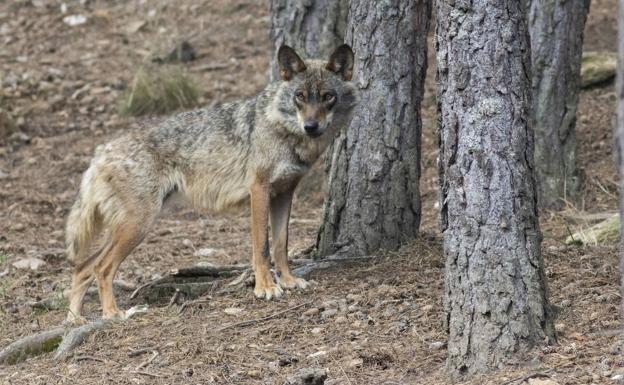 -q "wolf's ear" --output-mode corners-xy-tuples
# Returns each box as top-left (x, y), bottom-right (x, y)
(326, 44), (354, 81)
(278, 45), (306, 81)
